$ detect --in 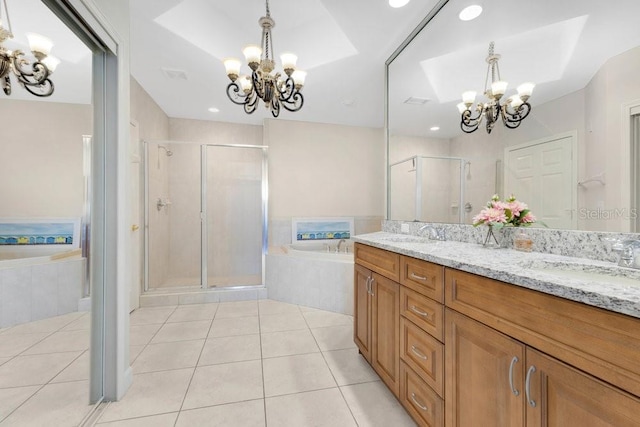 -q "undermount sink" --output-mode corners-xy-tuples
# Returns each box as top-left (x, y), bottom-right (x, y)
(520, 260), (640, 287)
(377, 234), (435, 244)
